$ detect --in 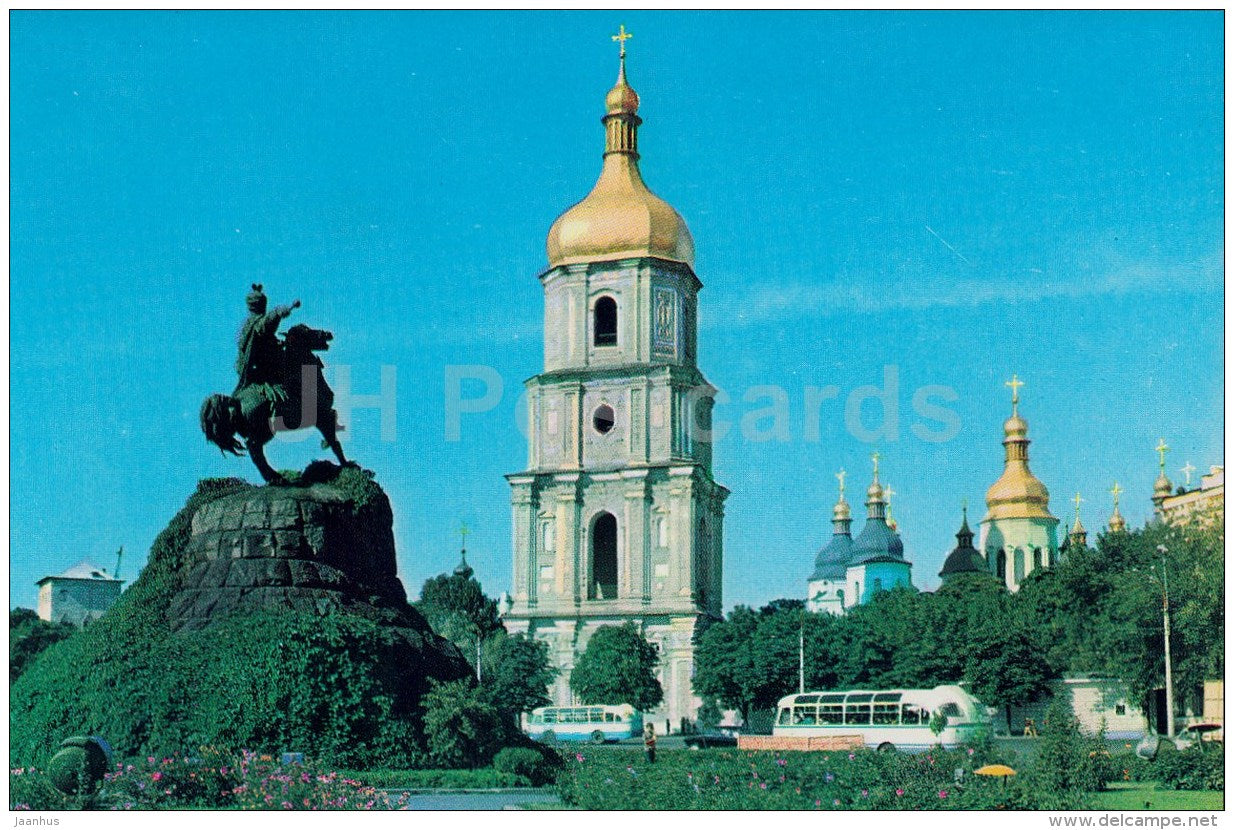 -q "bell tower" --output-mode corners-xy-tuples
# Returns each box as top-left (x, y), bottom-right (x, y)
(504, 39), (728, 729)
